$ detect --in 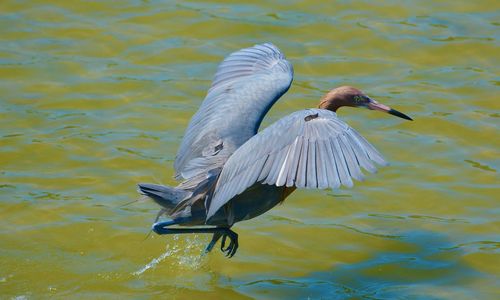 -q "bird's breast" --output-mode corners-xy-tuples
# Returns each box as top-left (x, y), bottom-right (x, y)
(206, 183), (296, 226)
